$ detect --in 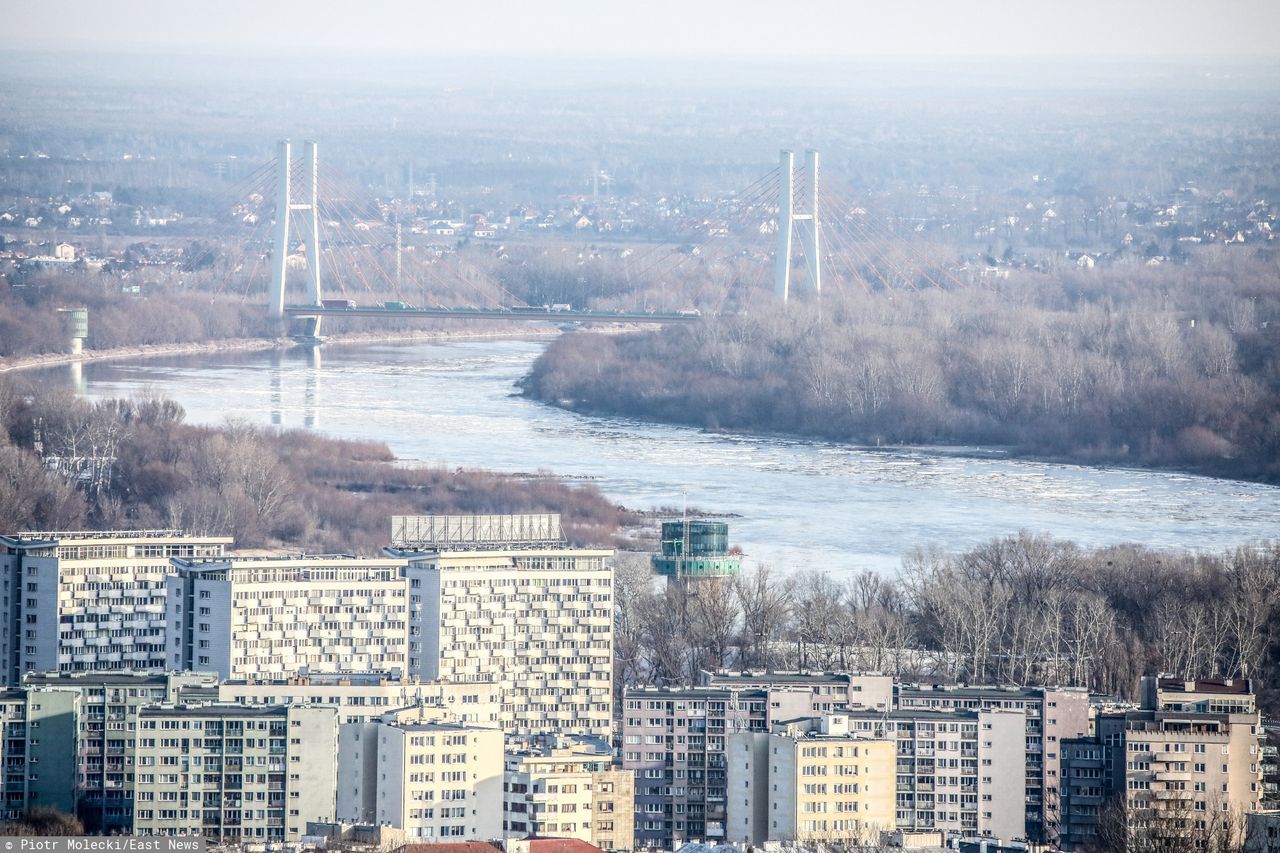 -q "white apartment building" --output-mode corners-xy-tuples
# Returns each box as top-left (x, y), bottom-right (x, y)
(338, 706), (504, 840)
(727, 714), (896, 845)
(897, 683), (1090, 842)
(0, 530), (231, 684)
(504, 734), (636, 851)
(219, 674), (502, 726)
(166, 555), (410, 679)
(132, 703), (338, 843)
(393, 539), (613, 738)
(842, 707), (1028, 842)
